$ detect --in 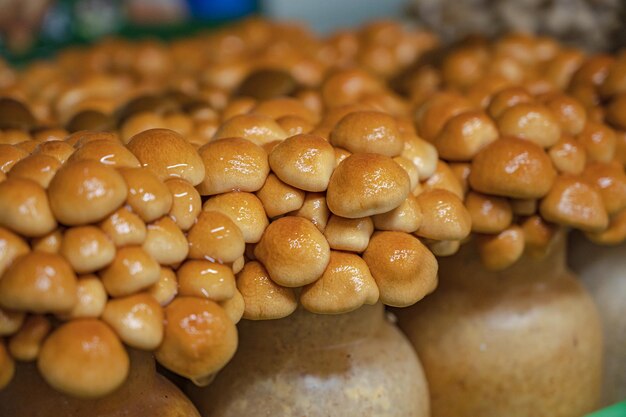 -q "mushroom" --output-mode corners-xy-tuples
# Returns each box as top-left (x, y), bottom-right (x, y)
(99, 207), (147, 247)
(330, 111), (404, 157)
(8, 314), (51, 361)
(142, 216), (189, 265)
(118, 167), (173, 223)
(187, 211), (245, 264)
(102, 293), (164, 350)
(212, 114), (287, 146)
(68, 139), (140, 168)
(165, 178), (202, 231)
(99, 246), (160, 297)
(0, 178), (57, 237)
(147, 267), (178, 306)
(63, 275), (108, 319)
(202, 192), (268, 243)
(177, 260), (236, 301)
(256, 174), (306, 218)
(60, 226), (116, 273)
(236, 261), (297, 320)
(324, 215), (374, 252)
(7, 154), (61, 188)
(0, 227), (29, 277)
